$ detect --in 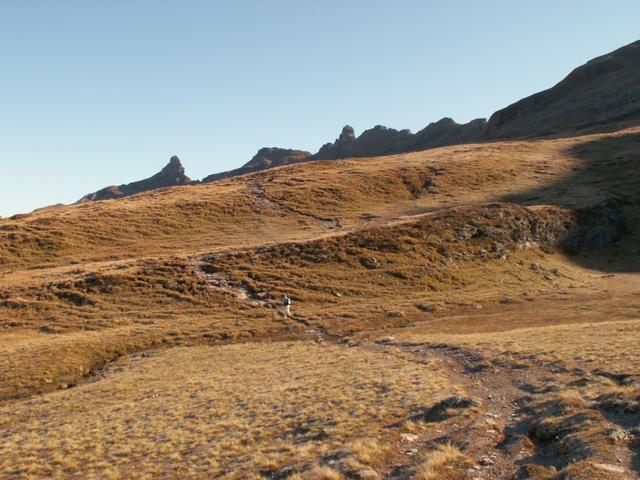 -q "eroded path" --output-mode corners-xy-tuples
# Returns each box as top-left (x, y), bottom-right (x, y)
(361, 336), (639, 479)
